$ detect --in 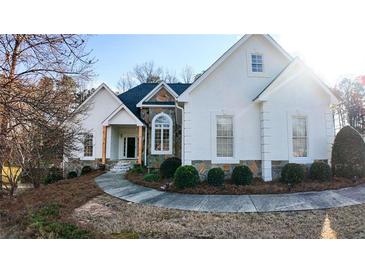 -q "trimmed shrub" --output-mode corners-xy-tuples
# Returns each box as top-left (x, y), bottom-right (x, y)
(281, 163), (305, 185)
(143, 173), (160, 182)
(207, 168), (225, 186)
(160, 157), (182, 178)
(231, 165), (253, 185)
(130, 165), (145, 174)
(150, 169), (160, 175)
(174, 165), (200, 189)
(80, 166), (92, 176)
(44, 167), (63, 185)
(67, 171), (78, 179)
(309, 162), (331, 181)
(331, 126), (365, 179)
